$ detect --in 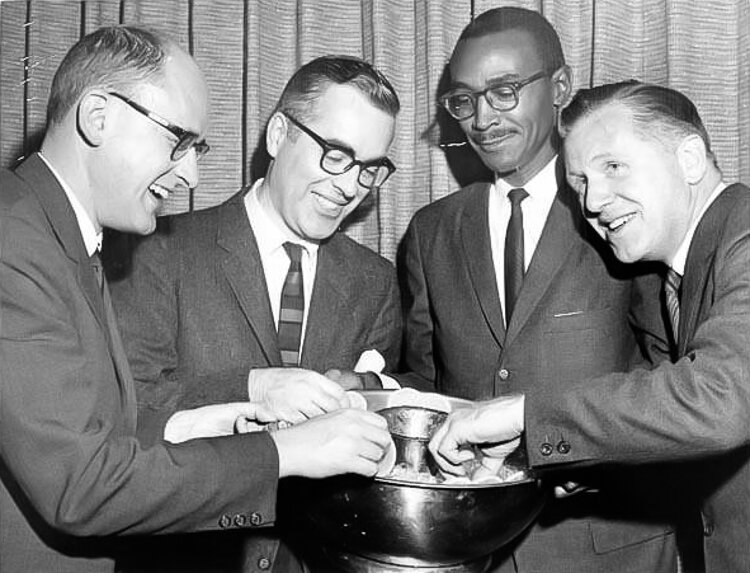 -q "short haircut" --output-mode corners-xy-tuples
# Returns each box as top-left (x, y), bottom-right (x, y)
(560, 80), (715, 160)
(275, 55), (400, 124)
(47, 26), (171, 126)
(455, 7), (566, 72)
